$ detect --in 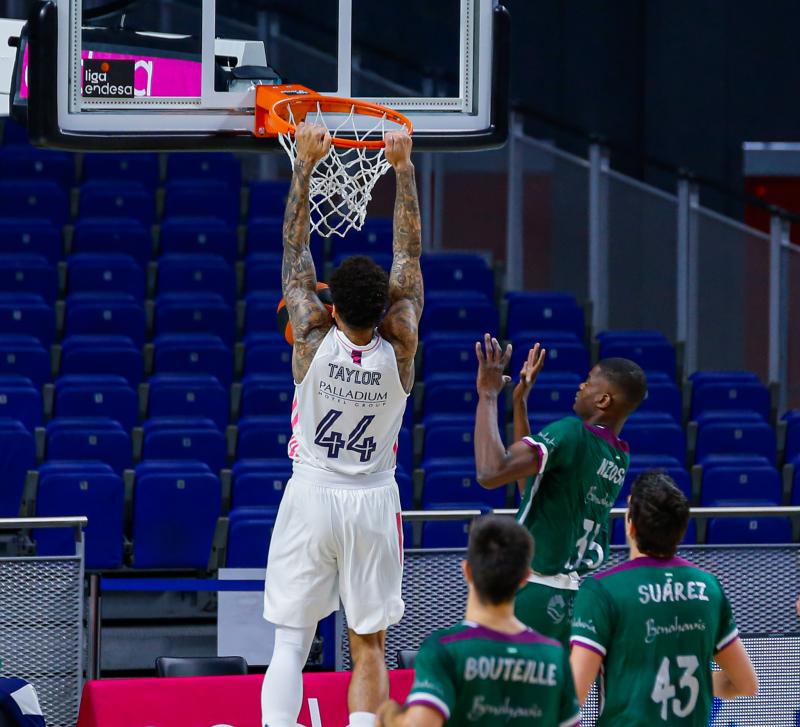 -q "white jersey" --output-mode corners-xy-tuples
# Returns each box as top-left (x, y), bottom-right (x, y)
(288, 326), (409, 478)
